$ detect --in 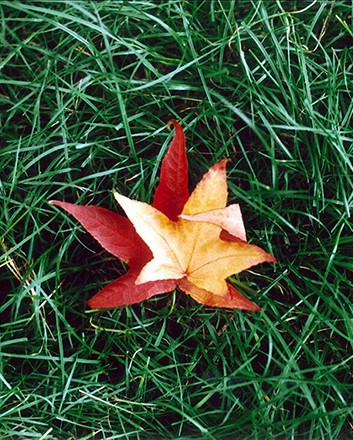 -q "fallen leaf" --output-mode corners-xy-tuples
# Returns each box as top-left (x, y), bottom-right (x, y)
(50, 120), (275, 311)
